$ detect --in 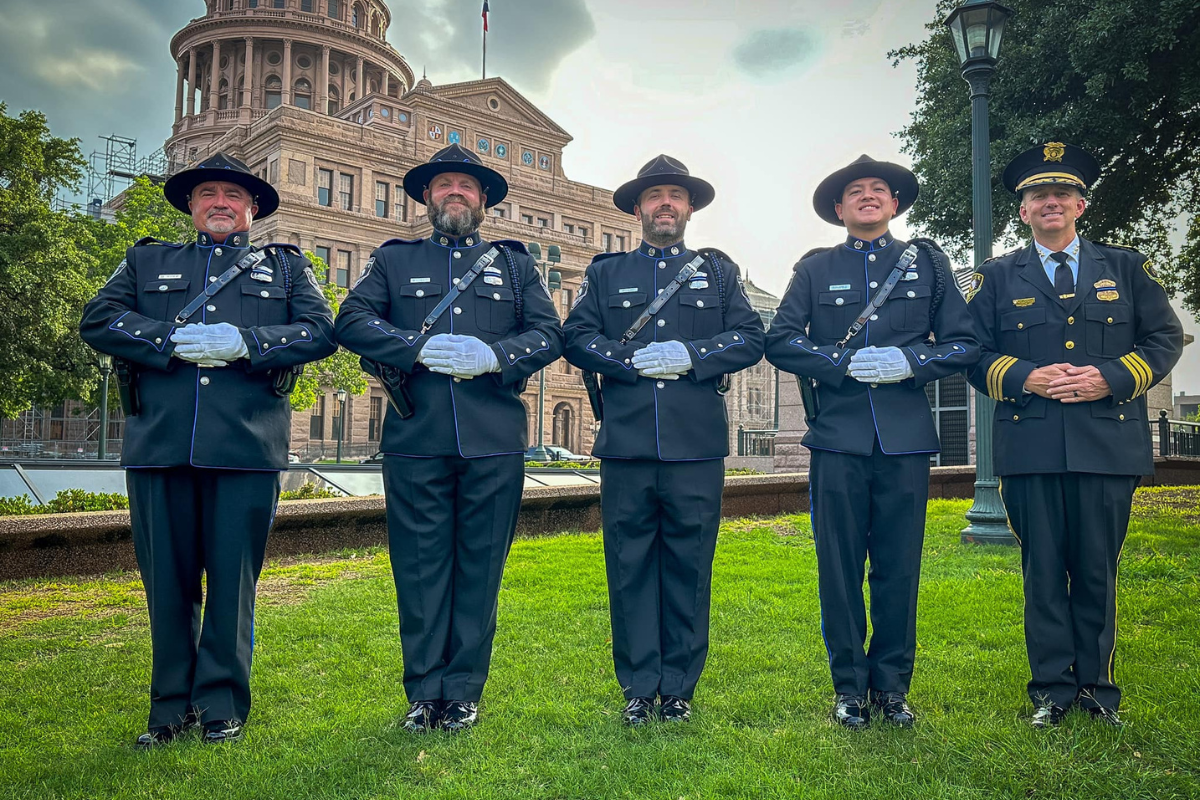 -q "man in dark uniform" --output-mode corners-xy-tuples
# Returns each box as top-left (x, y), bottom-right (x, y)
(765, 156), (979, 729)
(80, 153), (336, 746)
(563, 155), (765, 726)
(965, 142), (1183, 728)
(334, 143), (563, 733)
